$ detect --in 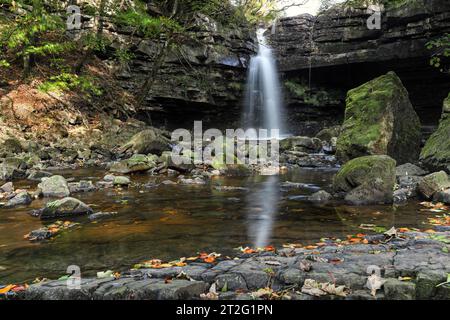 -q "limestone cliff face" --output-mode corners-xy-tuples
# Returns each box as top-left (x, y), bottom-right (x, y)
(269, 0), (450, 135)
(107, 14), (256, 131)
